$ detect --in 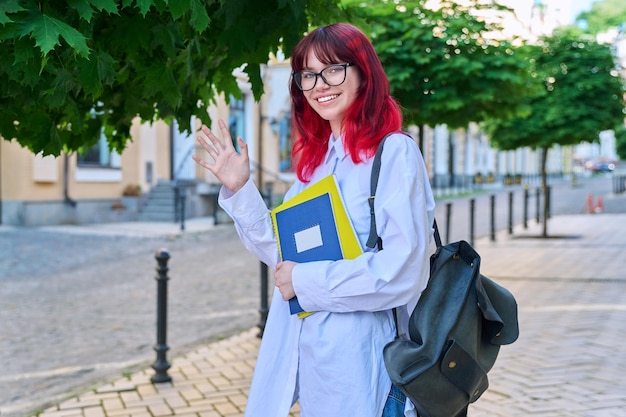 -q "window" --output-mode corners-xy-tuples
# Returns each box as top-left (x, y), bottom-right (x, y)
(277, 113), (293, 173)
(77, 130), (120, 169)
(75, 127), (122, 182)
(229, 96), (245, 151)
